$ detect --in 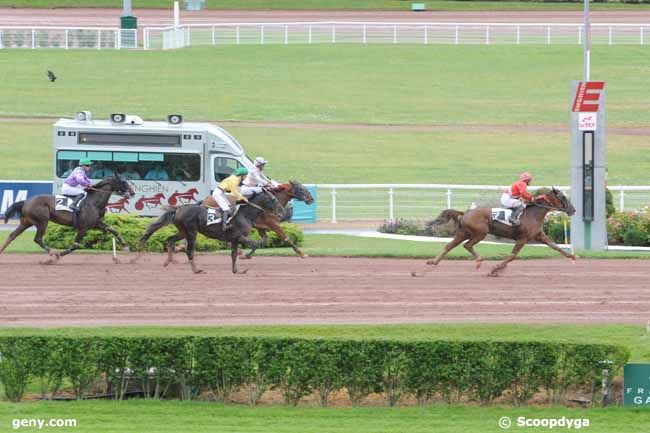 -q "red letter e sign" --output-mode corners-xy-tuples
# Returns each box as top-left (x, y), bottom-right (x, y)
(572, 81), (605, 112)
